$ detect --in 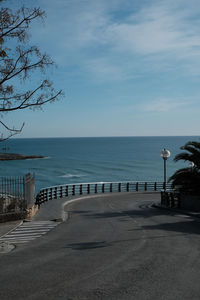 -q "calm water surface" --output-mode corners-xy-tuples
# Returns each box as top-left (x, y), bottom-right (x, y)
(1, 136), (199, 192)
